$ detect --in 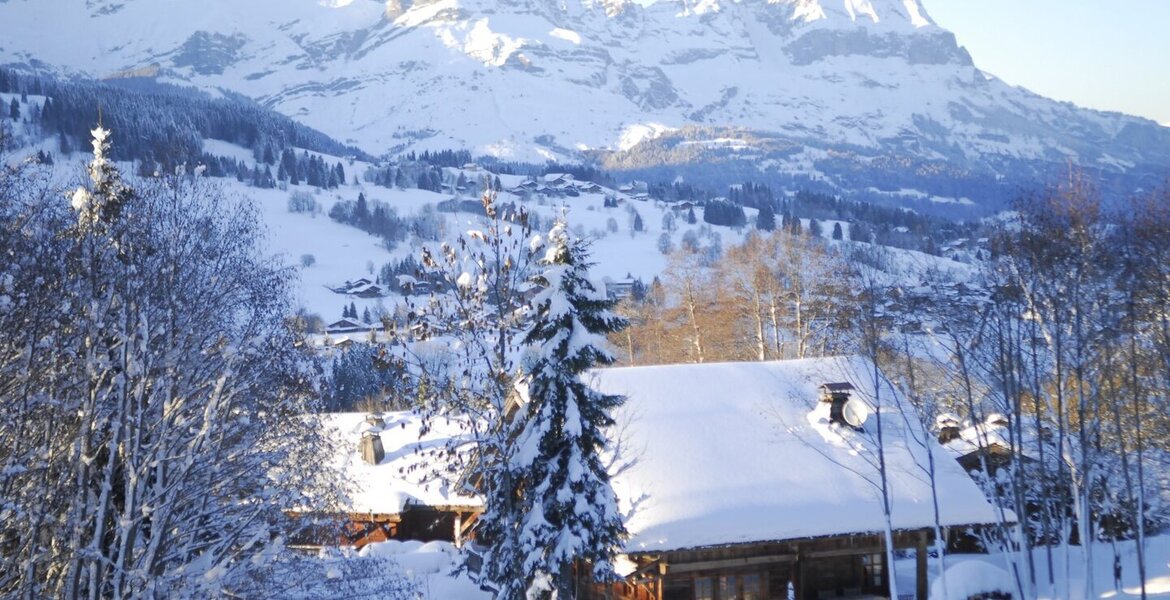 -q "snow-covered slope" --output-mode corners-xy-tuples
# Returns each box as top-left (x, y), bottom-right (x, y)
(2, 0), (1167, 203)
